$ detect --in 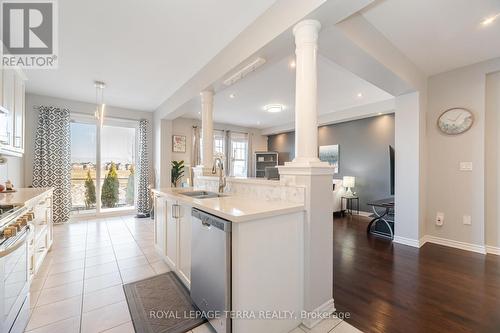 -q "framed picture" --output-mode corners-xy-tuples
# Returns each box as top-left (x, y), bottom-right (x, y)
(172, 135), (186, 153)
(319, 144), (339, 173)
